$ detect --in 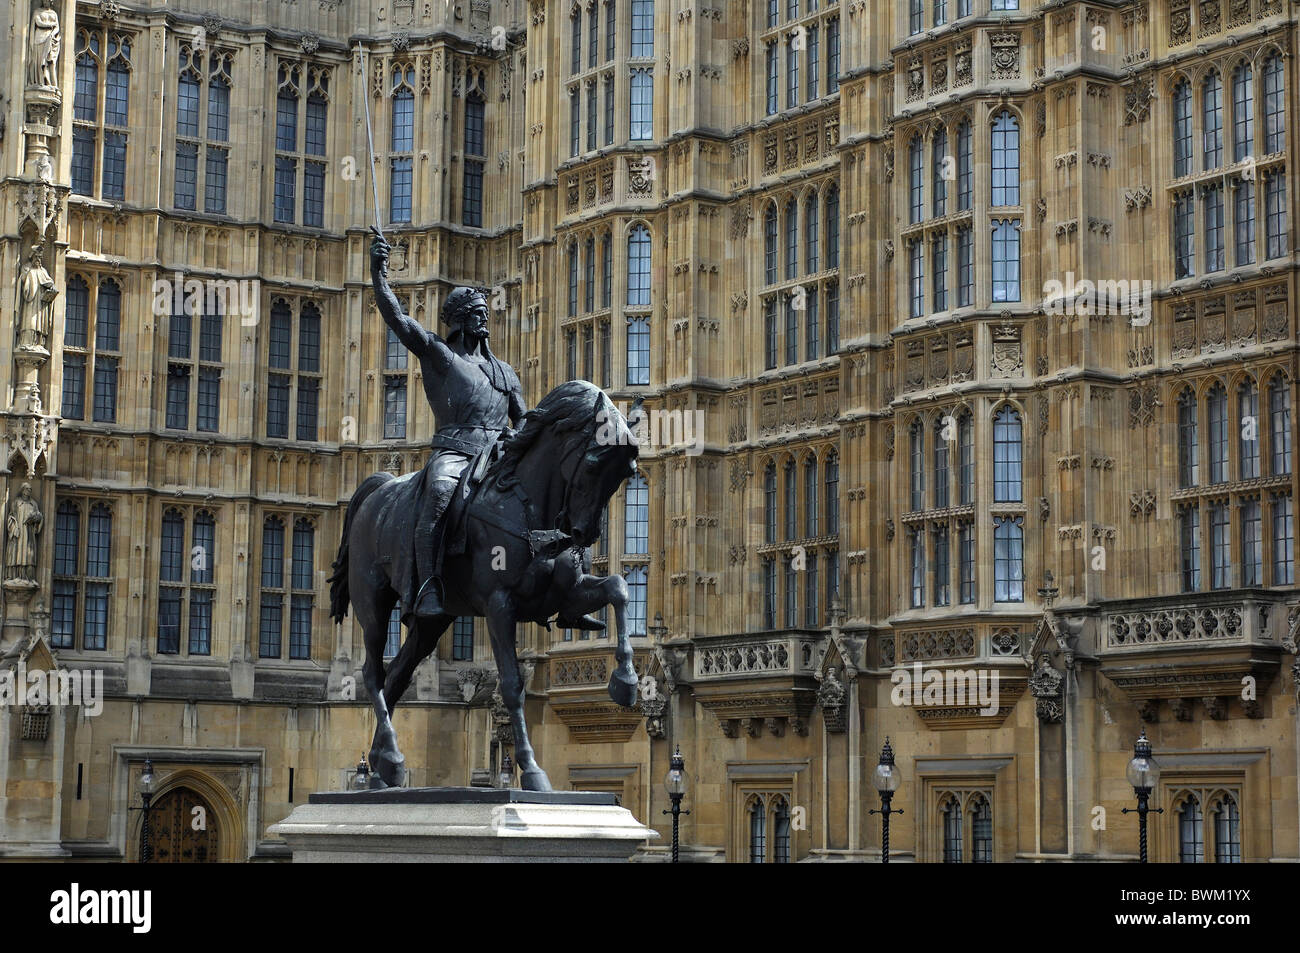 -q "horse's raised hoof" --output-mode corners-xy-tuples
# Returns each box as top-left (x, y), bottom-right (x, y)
(520, 767), (553, 792)
(608, 670), (638, 708)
